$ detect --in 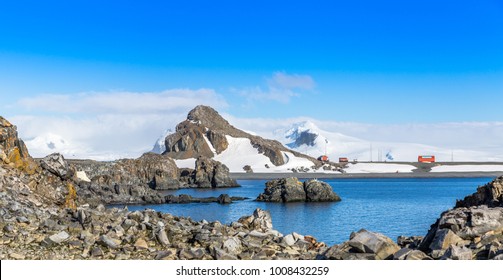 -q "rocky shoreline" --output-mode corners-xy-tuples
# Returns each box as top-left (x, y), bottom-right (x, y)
(2, 115), (503, 260)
